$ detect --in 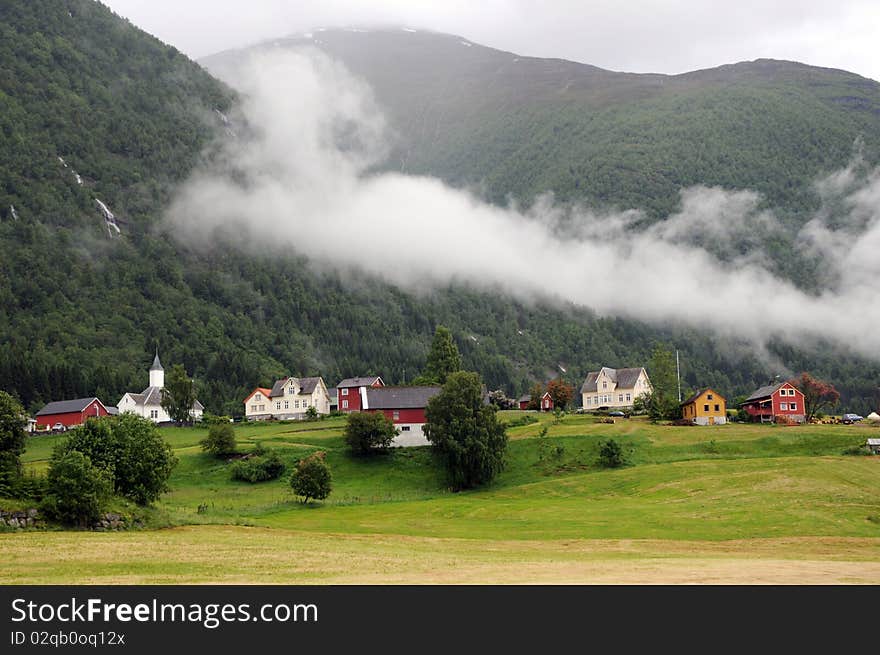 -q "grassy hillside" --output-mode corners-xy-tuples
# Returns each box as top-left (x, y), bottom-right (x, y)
(6, 414), (880, 583)
(1, 3), (879, 417)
